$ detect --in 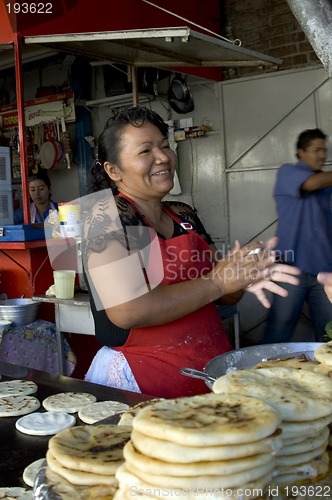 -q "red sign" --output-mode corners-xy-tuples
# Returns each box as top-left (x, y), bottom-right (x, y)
(1, 110), (18, 129)
(0, 91), (74, 130)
